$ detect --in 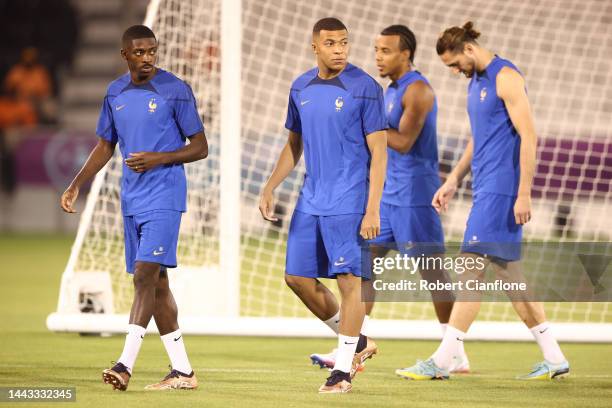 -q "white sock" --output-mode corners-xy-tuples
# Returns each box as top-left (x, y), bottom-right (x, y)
(441, 323), (467, 362)
(333, 334), (359, 373)
(530, 322), (566, 364)
(323, 311), (340, 334)
(360, 315), (371, 337)
(160, 329), (193, 375)
(431, 325), (466, 370)
(118, 324), (146, 374)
